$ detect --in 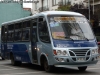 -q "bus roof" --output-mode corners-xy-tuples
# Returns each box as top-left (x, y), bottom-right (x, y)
(2, 11), (83, 25)
(39, 11), (83, 16)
